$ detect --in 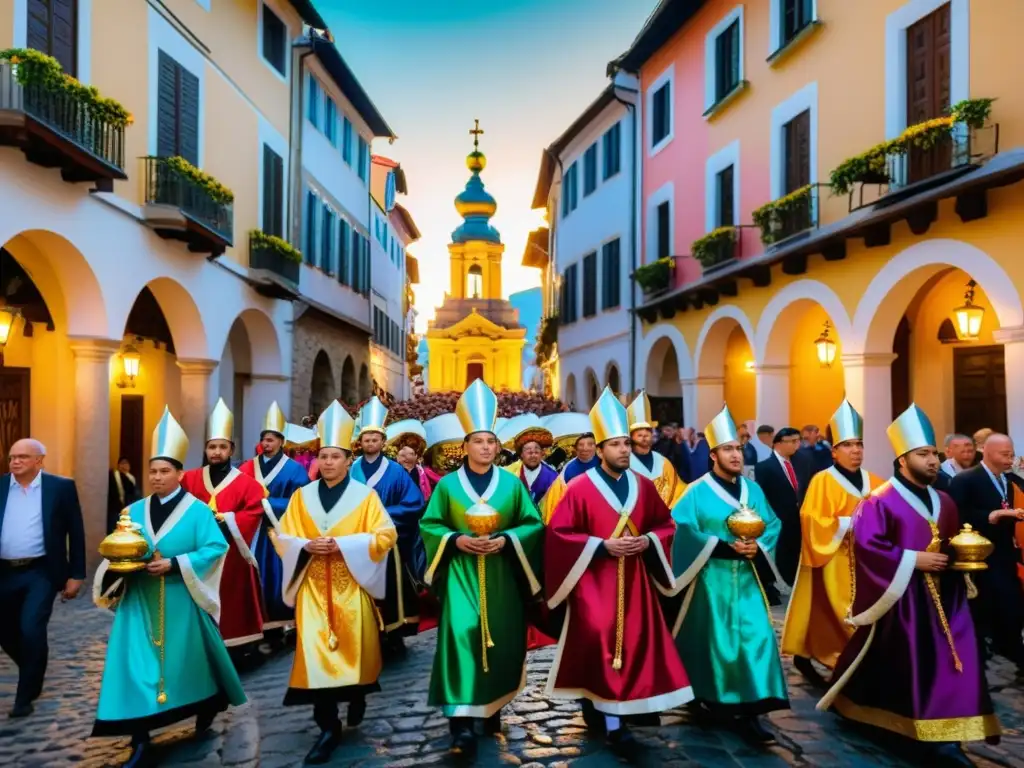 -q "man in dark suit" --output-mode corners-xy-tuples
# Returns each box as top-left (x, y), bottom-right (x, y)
(106, 457), (140, 534)
(949, 433), (1024, 673)
(0, 438), (86, 717)
(754, 427), (808, 591)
